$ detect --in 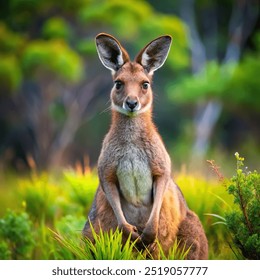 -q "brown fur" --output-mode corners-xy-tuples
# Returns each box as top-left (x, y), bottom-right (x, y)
(83, 33), (208, 259)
